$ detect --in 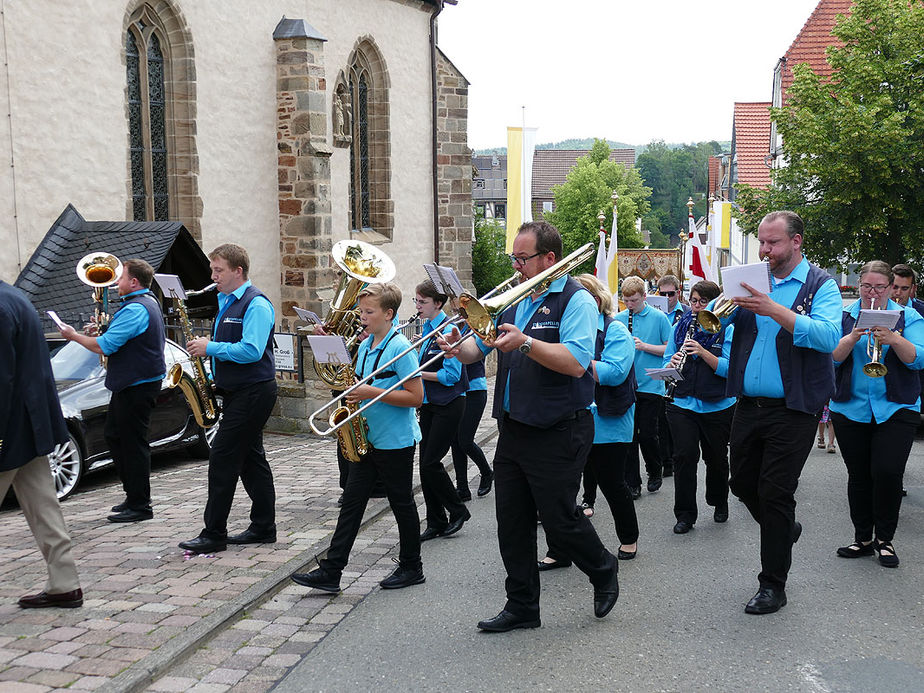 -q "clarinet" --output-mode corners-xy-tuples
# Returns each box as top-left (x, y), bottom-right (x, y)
(627, 311), (633, 334)
(664, 321), (698, 402)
